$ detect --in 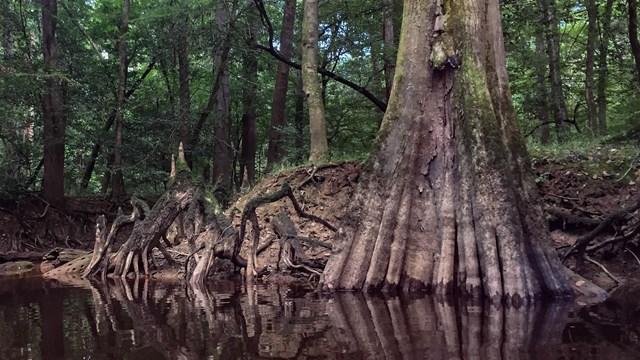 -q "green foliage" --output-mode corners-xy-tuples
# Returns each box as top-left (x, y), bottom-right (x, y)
(503, 0), (640, 142)
(1, 0), (639, 203)
(528, 136), (639, 180)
